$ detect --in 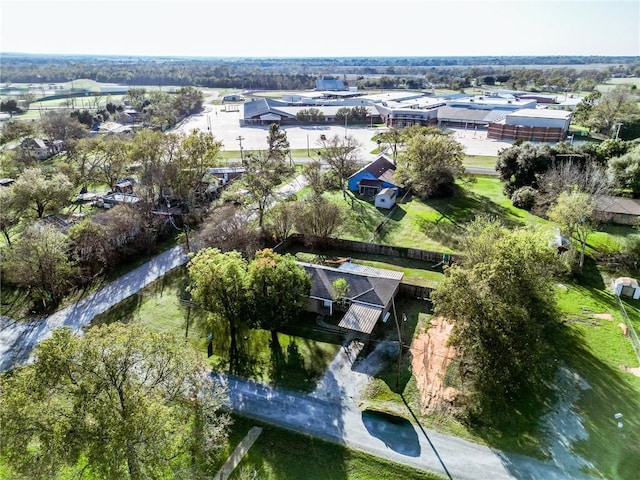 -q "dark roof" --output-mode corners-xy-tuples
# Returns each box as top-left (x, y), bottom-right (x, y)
(207, 167), (246, 175)
(243, 98), (290, 119)
(300, 262), (402, 308)
(350, 156), (399, 186)
(594, 195), (640, 216)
